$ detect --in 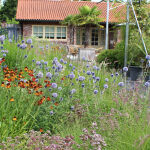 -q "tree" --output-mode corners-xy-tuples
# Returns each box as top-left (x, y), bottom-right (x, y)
(63, 6), (103, 48)
(75, 6), (103, 48)
(0, 0), (18, 22)
(62, 15), (77, 45)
